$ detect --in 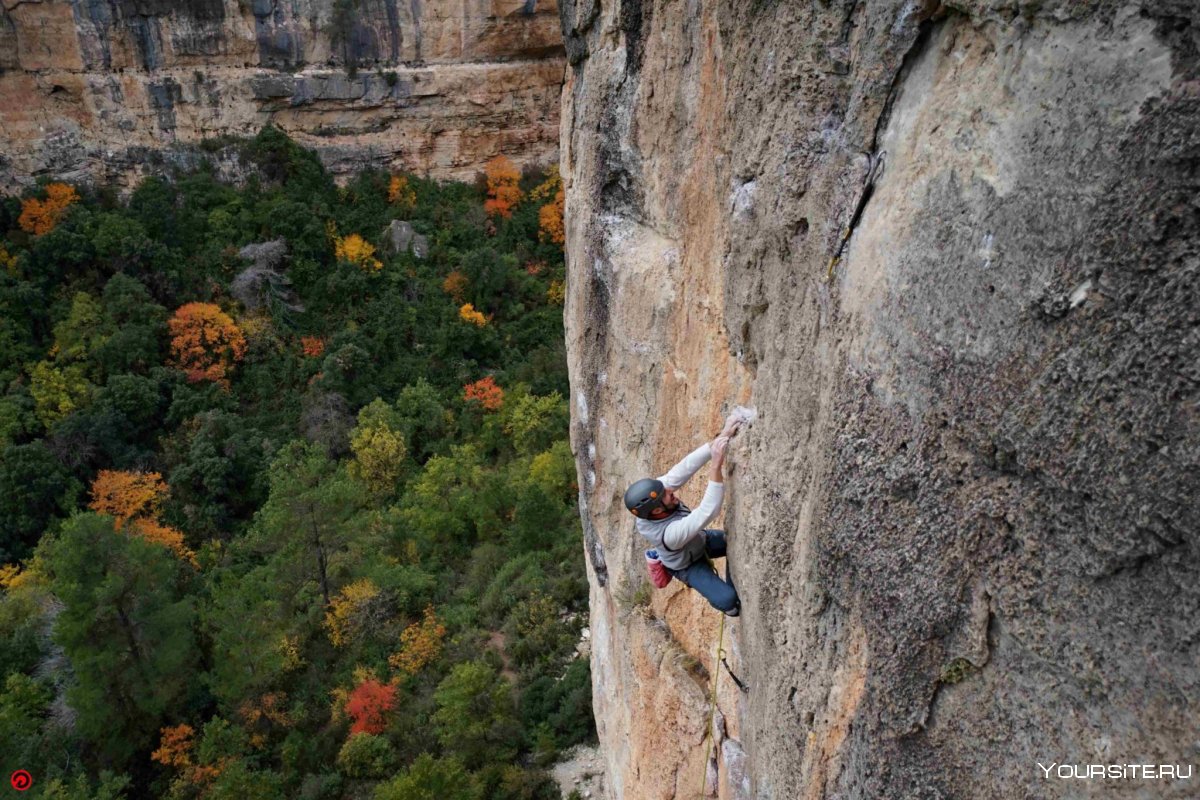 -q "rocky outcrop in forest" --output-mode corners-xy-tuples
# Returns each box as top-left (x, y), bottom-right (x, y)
(560, 0), (1199, 797)
(0, 0), (564, 190)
